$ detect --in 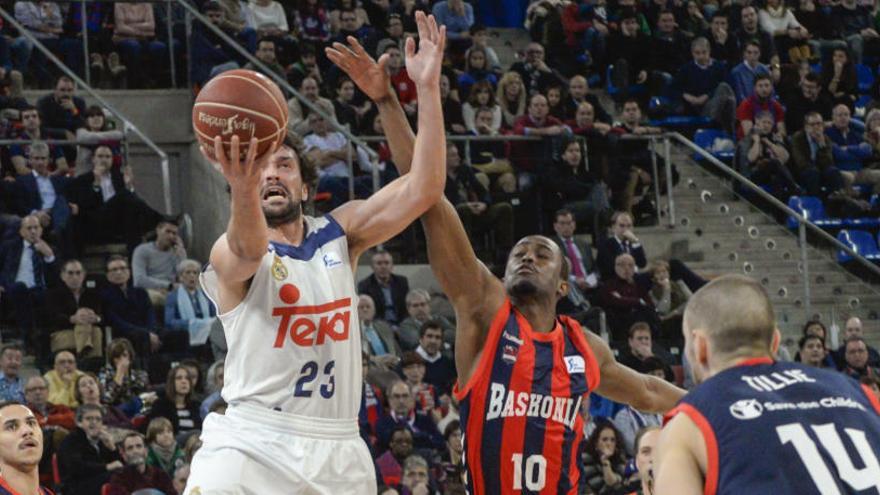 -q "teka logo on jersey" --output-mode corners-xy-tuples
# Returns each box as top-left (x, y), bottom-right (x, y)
(272, 283), (351, 347)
